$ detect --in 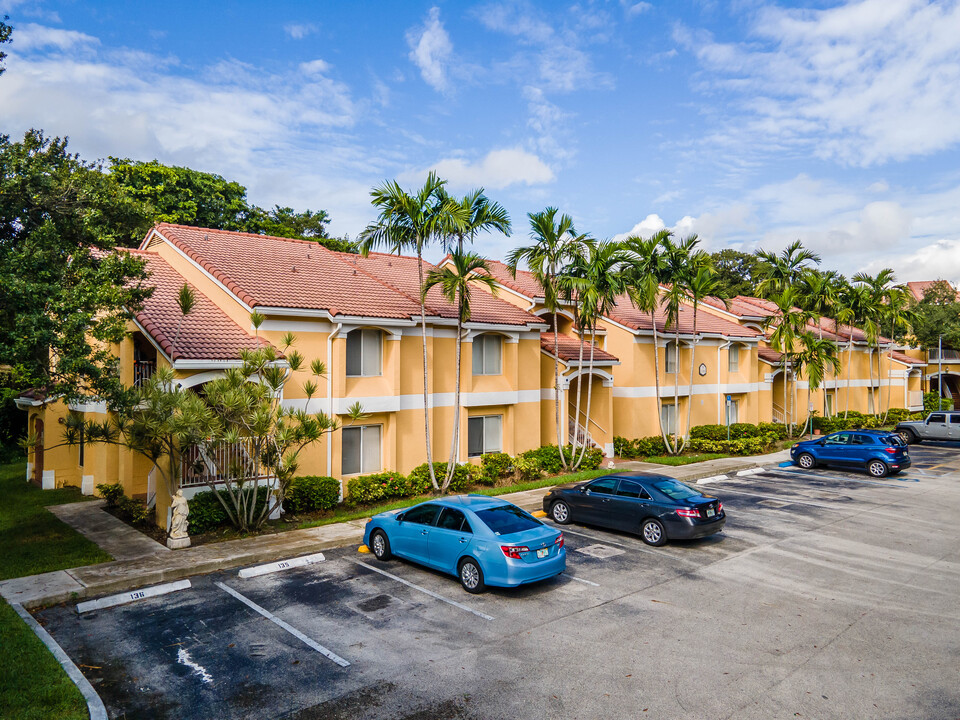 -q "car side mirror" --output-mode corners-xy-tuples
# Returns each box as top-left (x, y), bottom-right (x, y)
(817, 440), (826, 446)
(396, 513), (405, 522)
(579, 486), (588, 494)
